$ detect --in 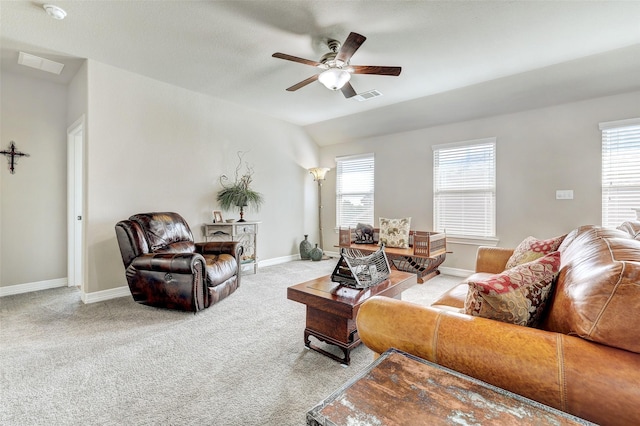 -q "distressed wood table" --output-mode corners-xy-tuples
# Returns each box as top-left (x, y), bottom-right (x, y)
(307, 348), (595, 426)
(287, 271), (416, 365)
